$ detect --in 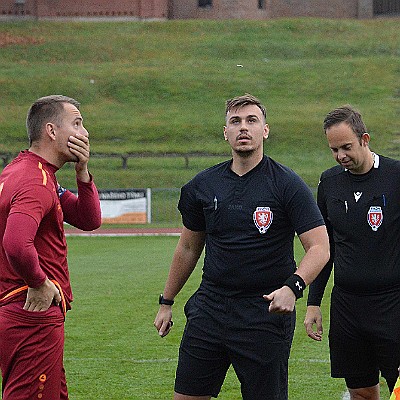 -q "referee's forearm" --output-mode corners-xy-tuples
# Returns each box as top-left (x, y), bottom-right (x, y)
(296, 244), (330, 286)
(162, 228), (205, 300)
(296, 225), (330, 286)
(163, 257), (198, 300)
